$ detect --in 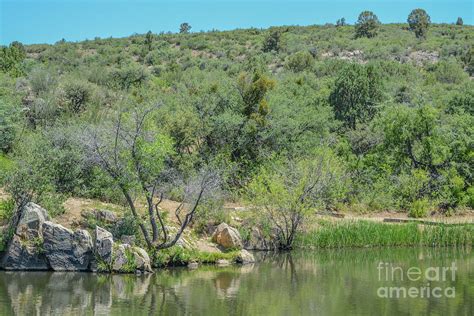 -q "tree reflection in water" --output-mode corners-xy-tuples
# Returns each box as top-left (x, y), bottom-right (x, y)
(0, 248), (472, 315)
